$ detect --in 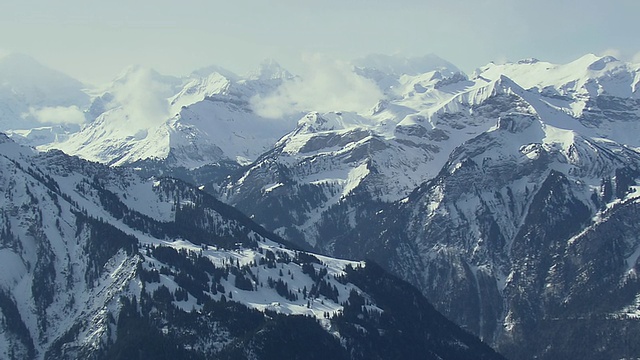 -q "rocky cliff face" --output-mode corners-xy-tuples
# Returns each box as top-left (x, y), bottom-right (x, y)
(217, 55), (640, 359)
(376, 117), (640, 359)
